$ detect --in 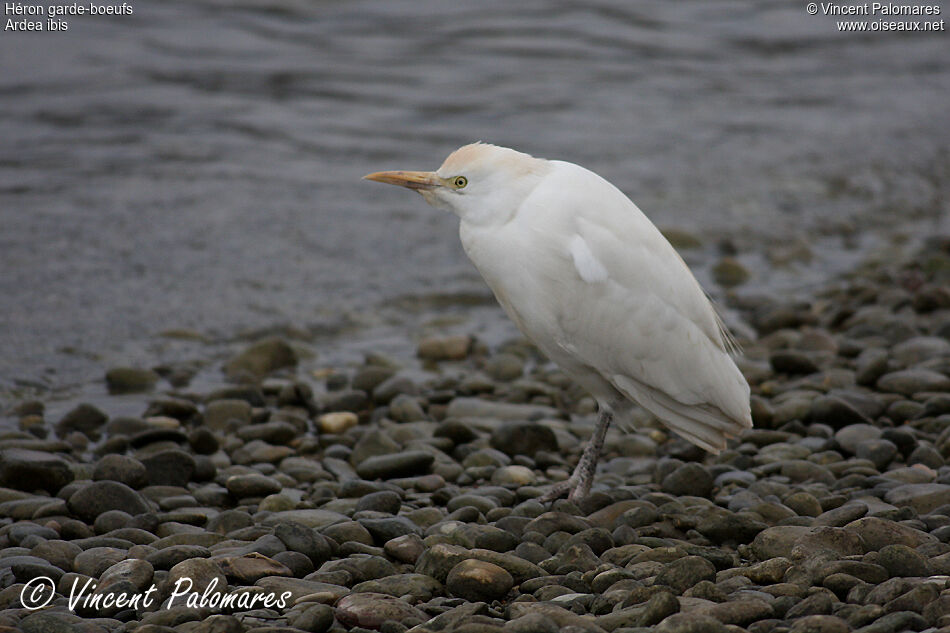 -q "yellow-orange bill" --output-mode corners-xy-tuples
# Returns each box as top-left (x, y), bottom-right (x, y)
(363, 170), (440, 190)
